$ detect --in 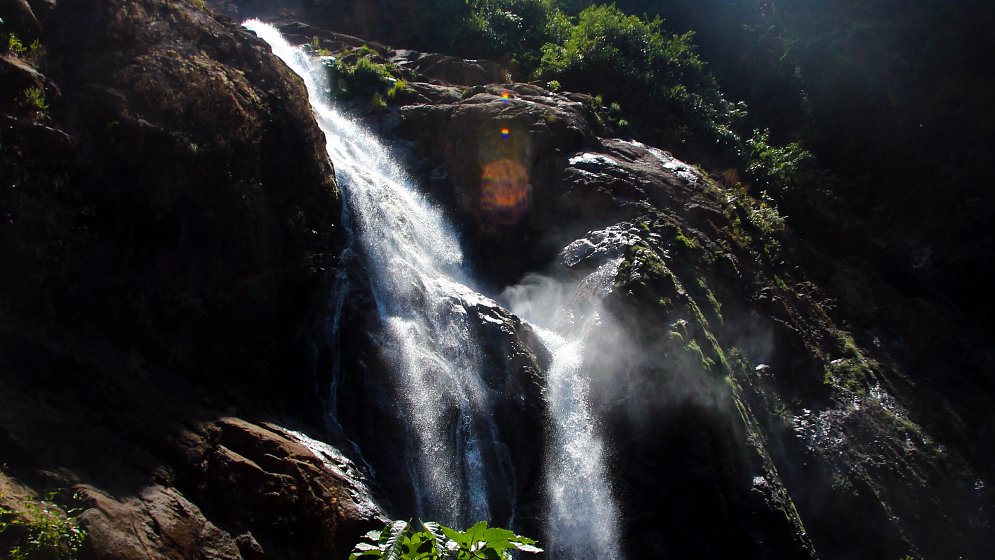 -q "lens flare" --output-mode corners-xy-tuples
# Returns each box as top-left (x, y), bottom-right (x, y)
(481, 159), (529, 224)
(502, 91), (510, 103)
(501, 127), (510, 138)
